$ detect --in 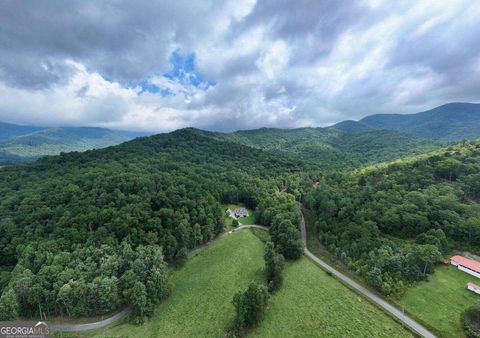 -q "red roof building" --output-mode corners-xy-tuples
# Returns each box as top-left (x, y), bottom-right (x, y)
(451, 255), (480, 278)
